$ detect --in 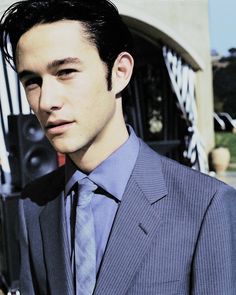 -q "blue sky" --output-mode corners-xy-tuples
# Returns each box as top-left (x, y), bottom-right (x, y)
(208, 0), (236, 56)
